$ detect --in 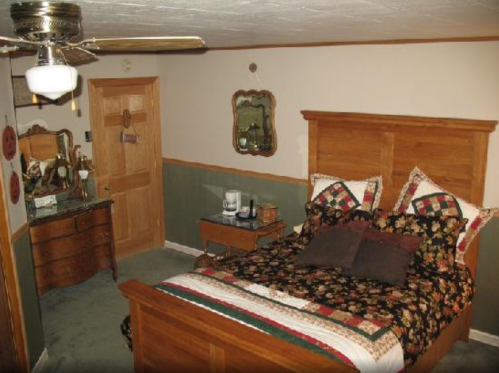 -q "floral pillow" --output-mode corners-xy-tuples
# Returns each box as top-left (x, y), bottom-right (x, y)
(298, 201), (373, 246)
(394, 167), (496, 264)
(372, 210), (467, 274)
(311, 174), (382, 212)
